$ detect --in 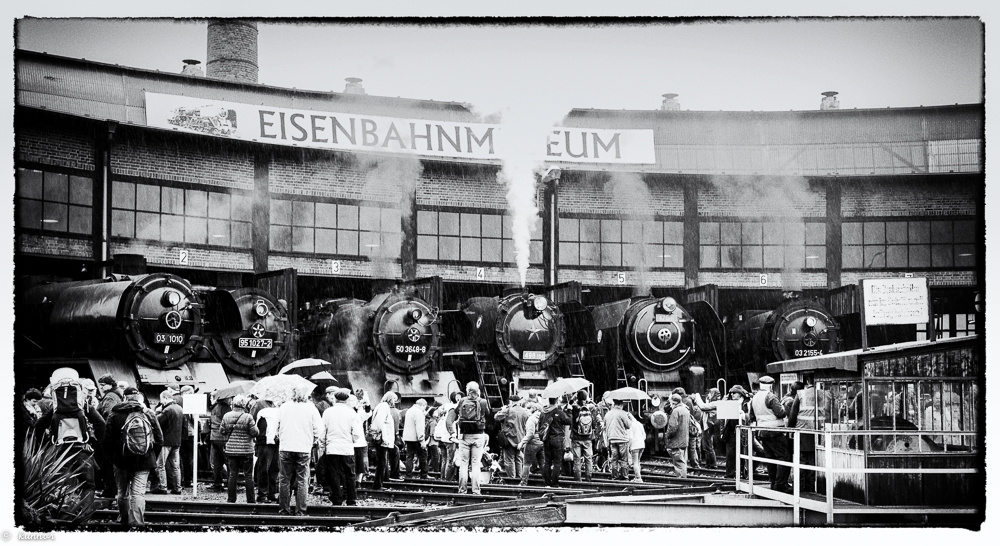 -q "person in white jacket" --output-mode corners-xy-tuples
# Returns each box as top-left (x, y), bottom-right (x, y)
(347, 394), (371, 486)
(628, 413), (646, 482)
(401, 398), (429, 479)
(370, 391), (397, 490)
(275, 389), (324, 516)
(320, 389), (364, 505)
